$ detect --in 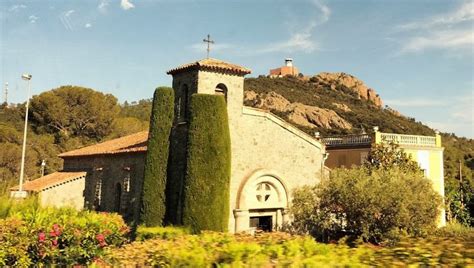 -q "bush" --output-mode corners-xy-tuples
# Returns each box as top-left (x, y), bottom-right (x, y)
(182, 94), (231, 233)
(135, 225), (190, 241)
(105, 231), (366, 267)
(140, 87), (174, 227)
(105, 229), (473, 266)
(0, 205), (129, 266)
(291, 167), (442, 243)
